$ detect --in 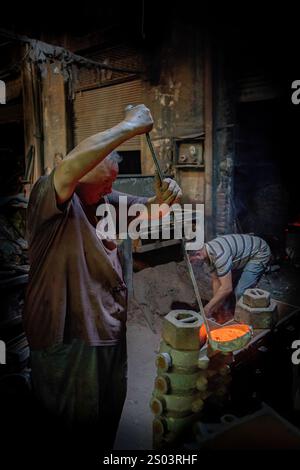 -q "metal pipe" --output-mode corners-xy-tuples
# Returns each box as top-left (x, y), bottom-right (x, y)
(145, 134), (164, 182)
